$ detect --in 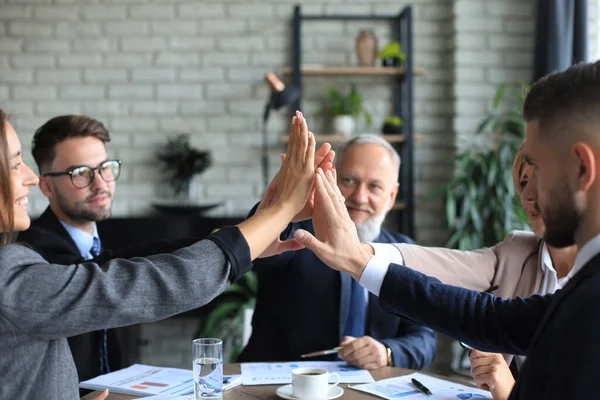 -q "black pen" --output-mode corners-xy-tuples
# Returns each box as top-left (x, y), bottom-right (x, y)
(411, 378), (432, 396)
